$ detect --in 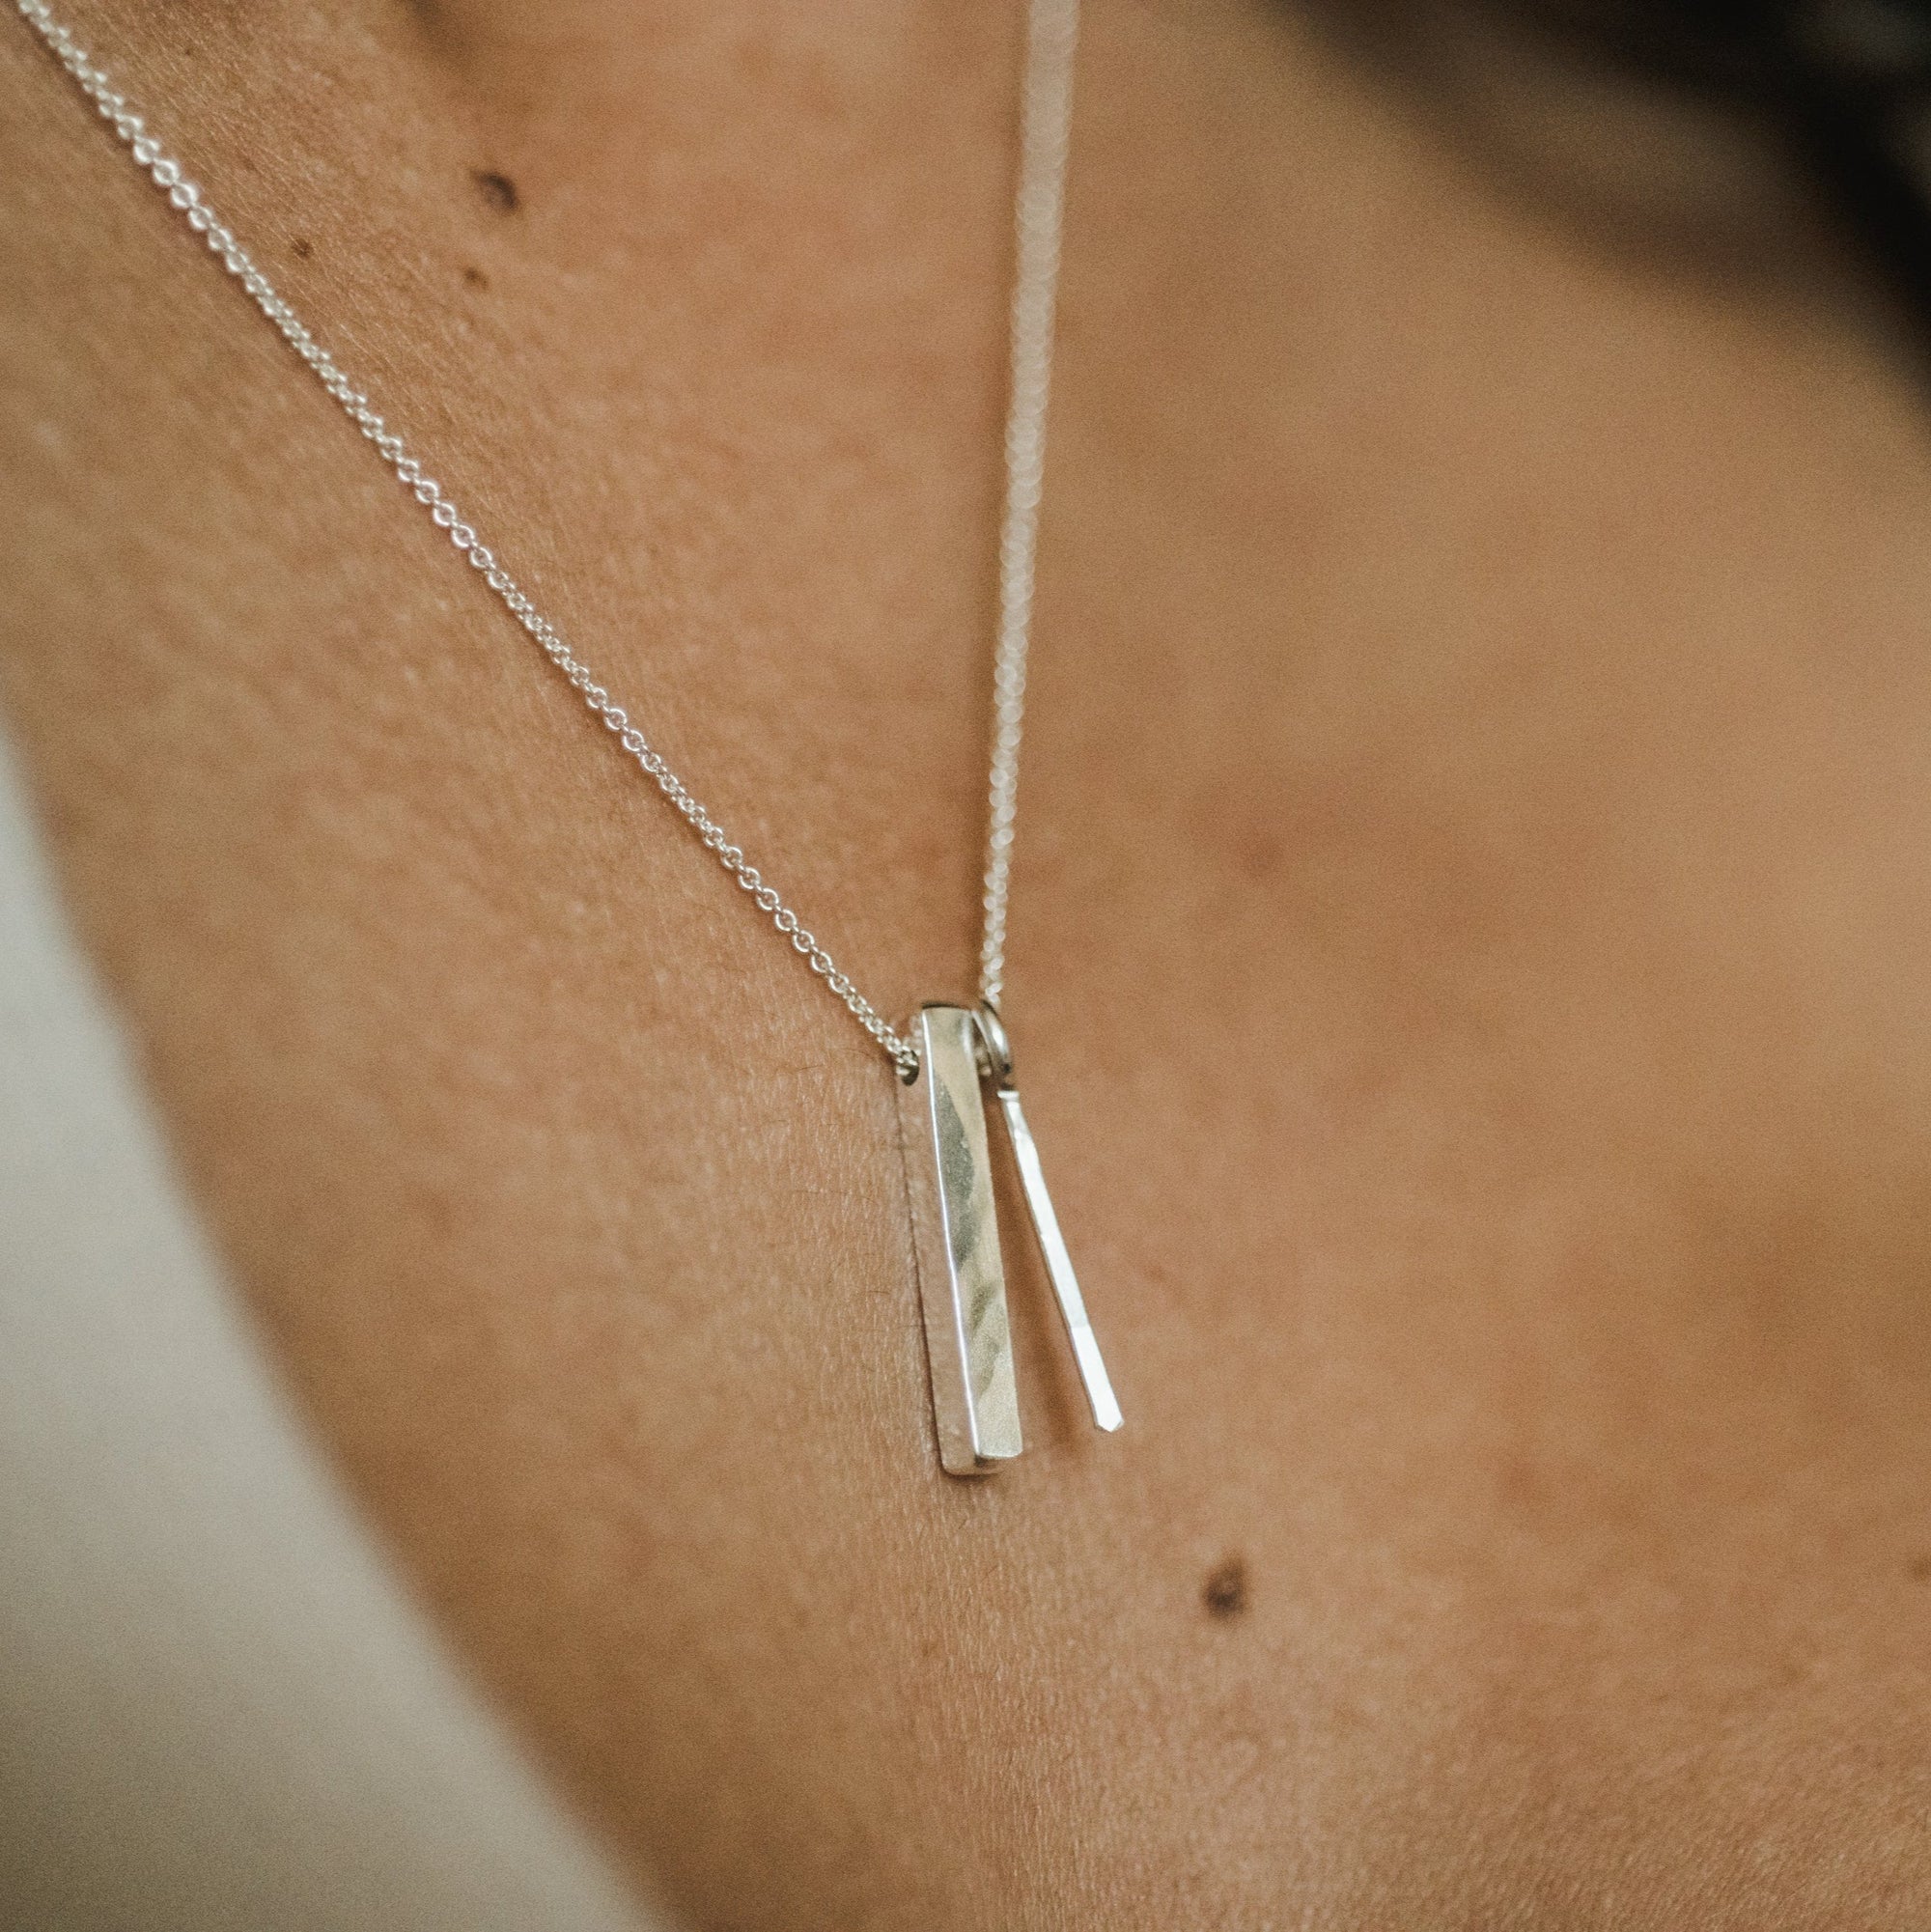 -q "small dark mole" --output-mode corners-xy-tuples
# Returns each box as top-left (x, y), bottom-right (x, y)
(462, 265), (489, 290)
(472, 169), (519, 214)
(1203, 1555), (1248, 1620)
(1909, 1554), (1931, 1583)
(292, 238), (313, 260)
